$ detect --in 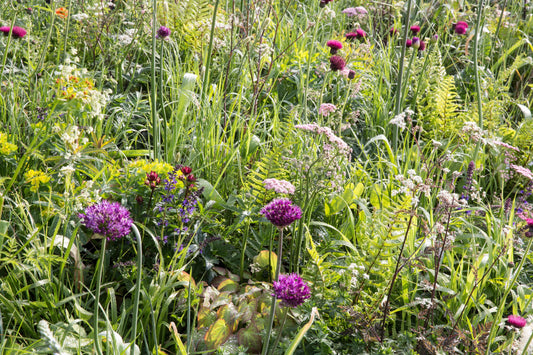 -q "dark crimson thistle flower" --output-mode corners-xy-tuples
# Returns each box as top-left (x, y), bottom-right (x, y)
(0, 26), (27, 38)
(389, 27), (399, 36)
(261, 198), (302, 228)
(347, 70), (356, 79)
(329, 55), (346, 71)
(508, 315), (527, 328)
(273, 273), (311, 307)
(418, 41), (426, 51)
(406, 39), (412, 48)
(410, 25), (421, 34)
(345, 32), (358, 41)
(156, 26), (171, 39)
(145, 171), (161, 189)
(180, 166), (192, 175)
(355, 28), (366, 39)
(326, 40), (343, 54)
(79, 200), (133, 241)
